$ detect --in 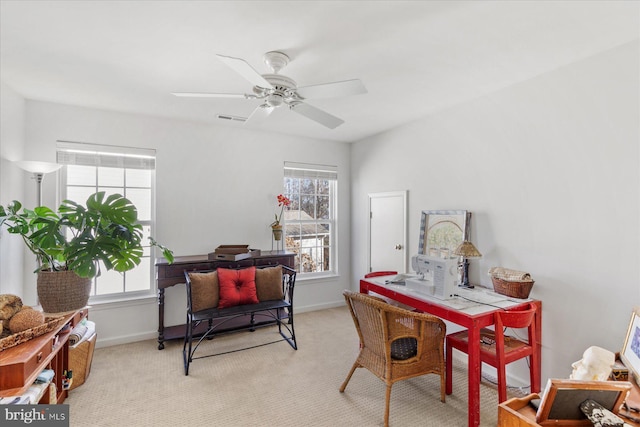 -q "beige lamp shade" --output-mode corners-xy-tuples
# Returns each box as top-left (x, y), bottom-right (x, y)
(453, 241), (482, 258)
